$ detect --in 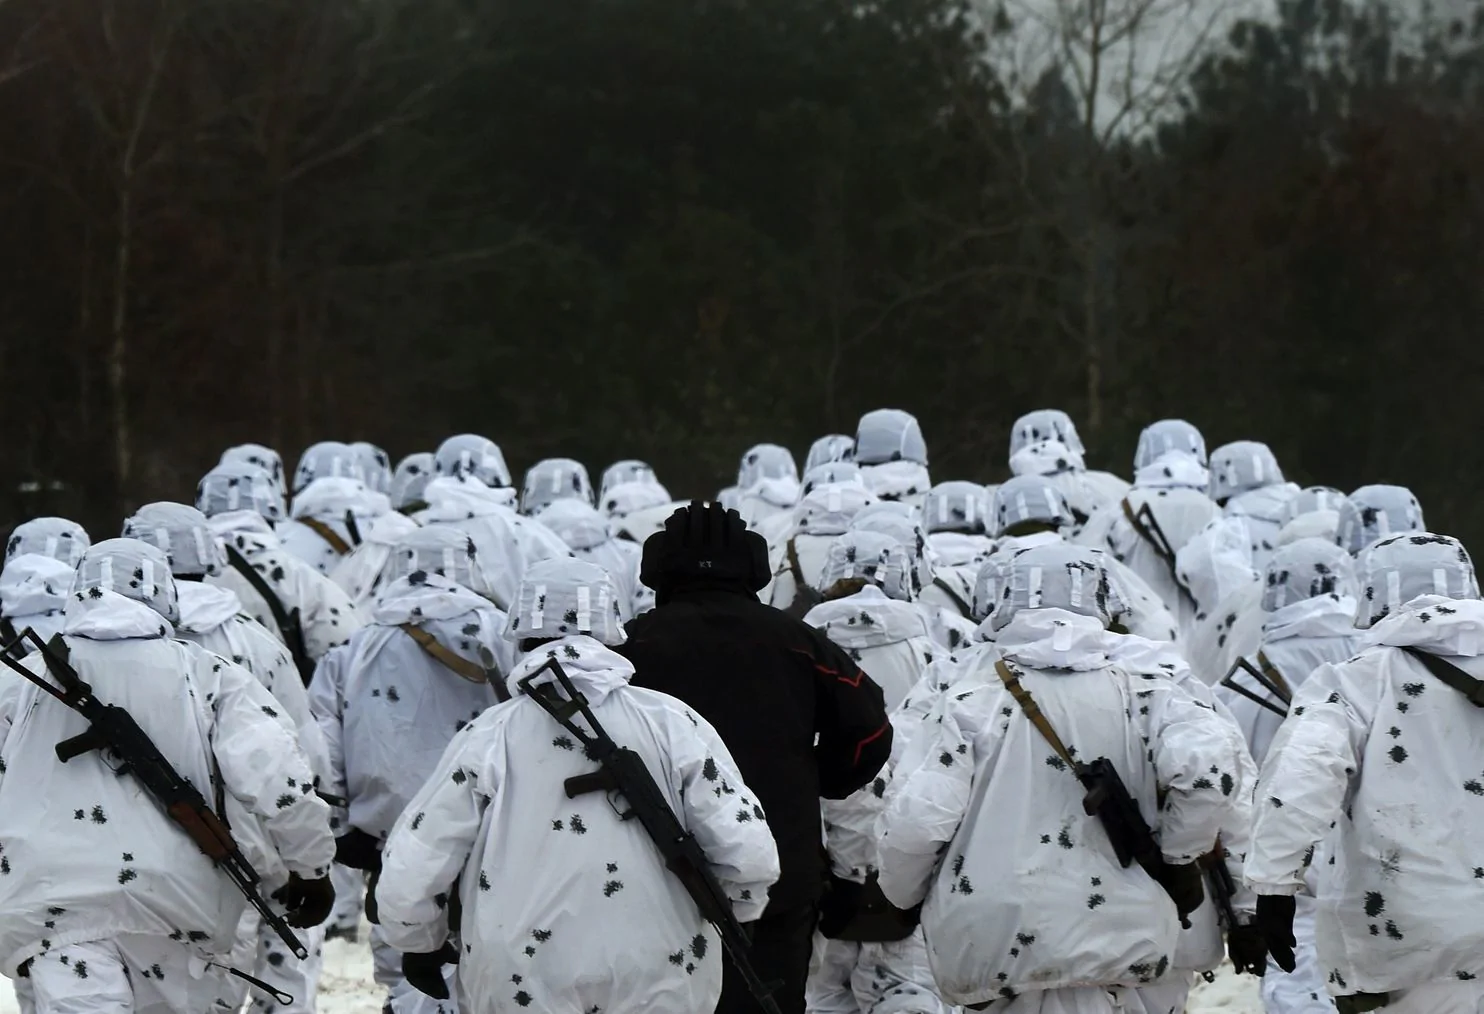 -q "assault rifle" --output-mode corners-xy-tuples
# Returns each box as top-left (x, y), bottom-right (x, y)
(518, 657), (784, 1014)
(0, 630), (310, 962)
(1221, 657), (1291, 718)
